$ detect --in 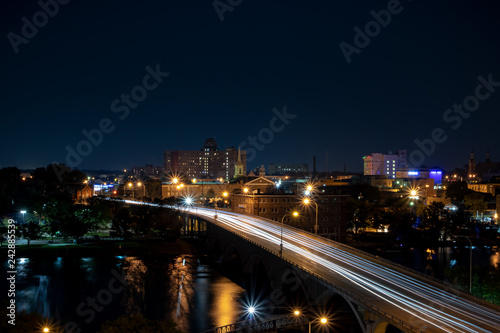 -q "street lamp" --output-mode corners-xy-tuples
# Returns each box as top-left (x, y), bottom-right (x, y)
(136, 182), (146, 199)
(280, 211), (299, 257)
(454, 235), (473, 293)
(303, 198), (319, 235)
(20, 210), (26, 222)
(293, 310), (328, 333)
(127, 182), (134, 199)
